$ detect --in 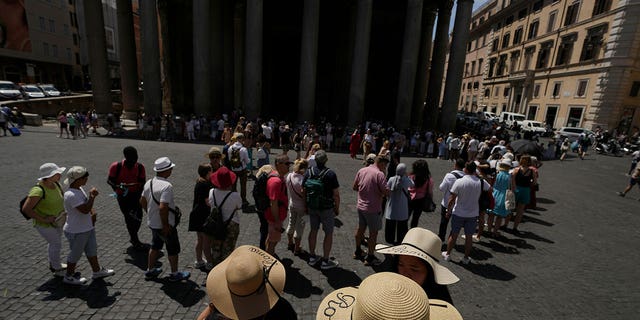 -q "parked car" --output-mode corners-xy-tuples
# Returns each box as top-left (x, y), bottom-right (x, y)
(0, 80), (22, 100)
(20, 84), (46, 99)
(521, 120), (547, 135)
(37, 84), (61, 97)
(483, 111), (497, 121)
(499, 112), (526, 128)
(555, 127), (595, 141)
